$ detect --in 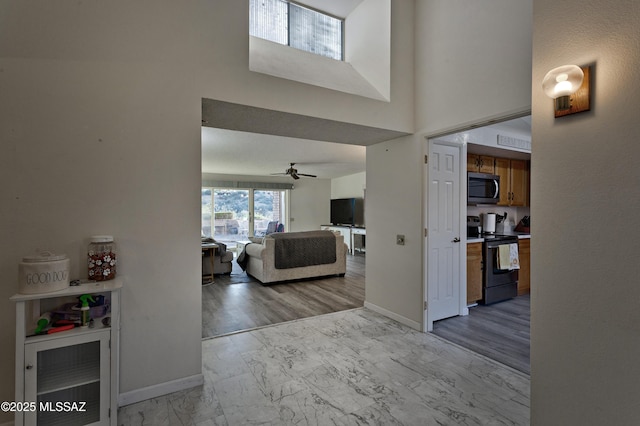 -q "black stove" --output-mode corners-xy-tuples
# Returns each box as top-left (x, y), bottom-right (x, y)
(481, 234), (519, 304)
(481, 233), (518, 242)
